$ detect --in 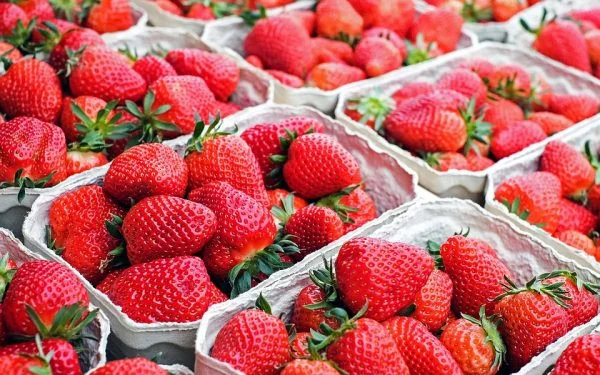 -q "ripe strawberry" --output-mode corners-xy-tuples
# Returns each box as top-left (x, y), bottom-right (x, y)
(353, 37), (402, 77)
(411, 269), (453, 333)
(336, 237), (433, 321)
(311, 37), (354, 64)
(214, 100), (240, 118)
(552, 334), (600, 374)
(290, 332), (311, 358)
(391, 82), (435, 104)
(86, 0), (133, 33)
(0, 41), (22, 62)
(422, 89), (470, 111)
(0, 59), (62, 123)
(90, 359), (167, 374)
(280, 10), (315, 34)
(281, 359), (340, 375)
(0, 353), (51, 375)
(267, 189), (308, 212)
(483, 96), (525, 135)
(555, 198), (597, 234)
(527, 111), (574, 135)
(185, 118), (269, 206)
(437, 69), (487, 108)
(107, 256), (226, 323)
(488, 64), (532, 100)
(529, 74), (554, 111)
(346, 0), (378, 28)
(266, 70), (304, 88)
(292, 283), (340, 332)
(156, 0), (183, 15)
(540, 141), (595, 197)
(548, 93), (599, 123)
(95, 267), (126, 295)
(60, 96), (110, 143)
(31, 19), (78, 44)
(335, 187), (376, 232)
(424, 152), (469, 172)
(372, 0), (415, 38)
(490, 120), (547, 159)
(48, 28), (105, 72)
(384, 316), (461, 374)
(459, 58), (495, 80)
(586, 29), (600, 66)
(555, 230), (596, 256)
(69, 46), (147, 104)
(282, 133), (361, 199)
(466, 154), (495, 171)
(245, 55), (263, 69)
(494, 275), (571, 370)
(212, 299), (290, 375)
(570, 9), (600, 28)
(104, 143), (188, 206)
(492, 0), (526, 22)
(306, 63), (366, 91)
(0, 4), (29, 36)
(344, 90), (396, 131)
(244, 16), (315, 78)
(440, 308), (506, 375)
(132, 55), (177, 85)
(315, 0), (363, 39)
(0, 338), (81, 375)
(409, 9), (463, 53)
